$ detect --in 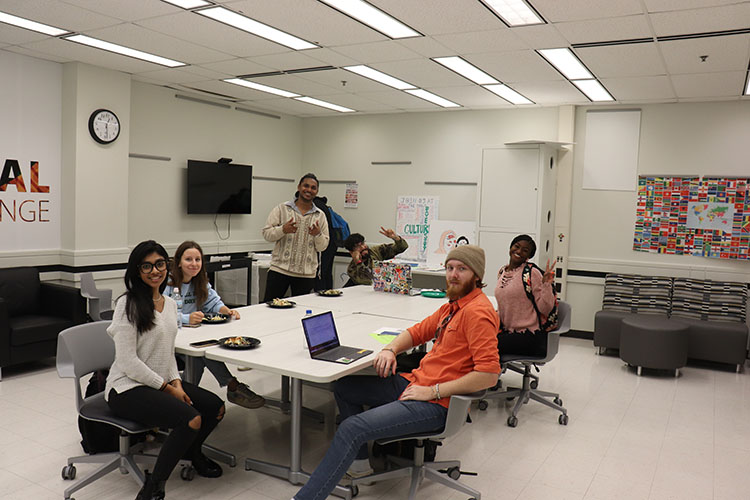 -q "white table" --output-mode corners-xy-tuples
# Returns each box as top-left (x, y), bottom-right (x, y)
(205, 312), (416, 498)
